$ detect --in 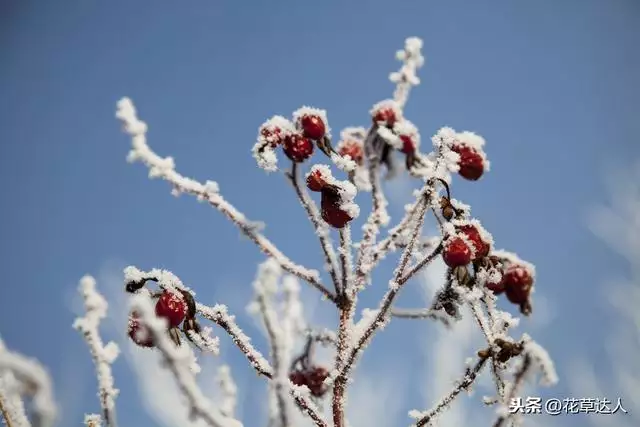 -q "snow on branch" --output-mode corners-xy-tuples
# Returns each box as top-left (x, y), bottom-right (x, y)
(84, 414), (102, 427)
(123, 266), (274, 378)
(128, 293), (242, 427)
(389, 37), (425, 109)
(0, 340), (56, 427)
(73, 275), (120, 427)
(215, 366), (237, 419)
(115, 98), (334, 302)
